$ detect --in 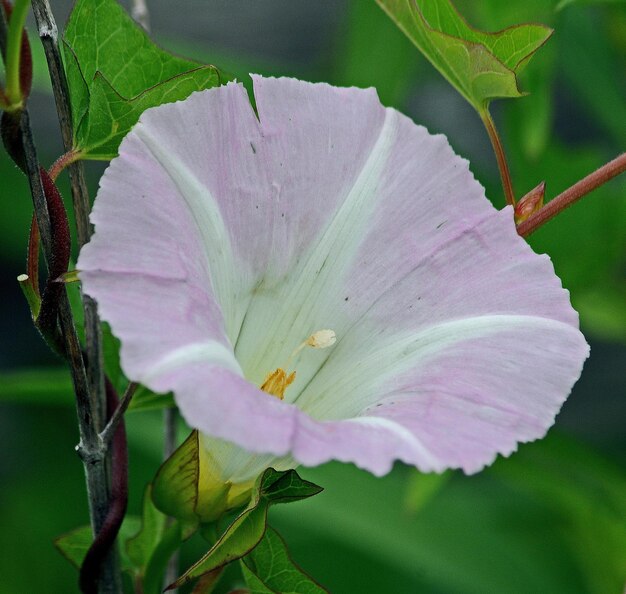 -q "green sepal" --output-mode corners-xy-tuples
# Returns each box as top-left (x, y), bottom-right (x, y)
(241, 527), (328, 593)
(376, 0), (552, 112)
(62, 0), (226, 159)
(152, 430), (240, 526)
(168, 468), (323, 589)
